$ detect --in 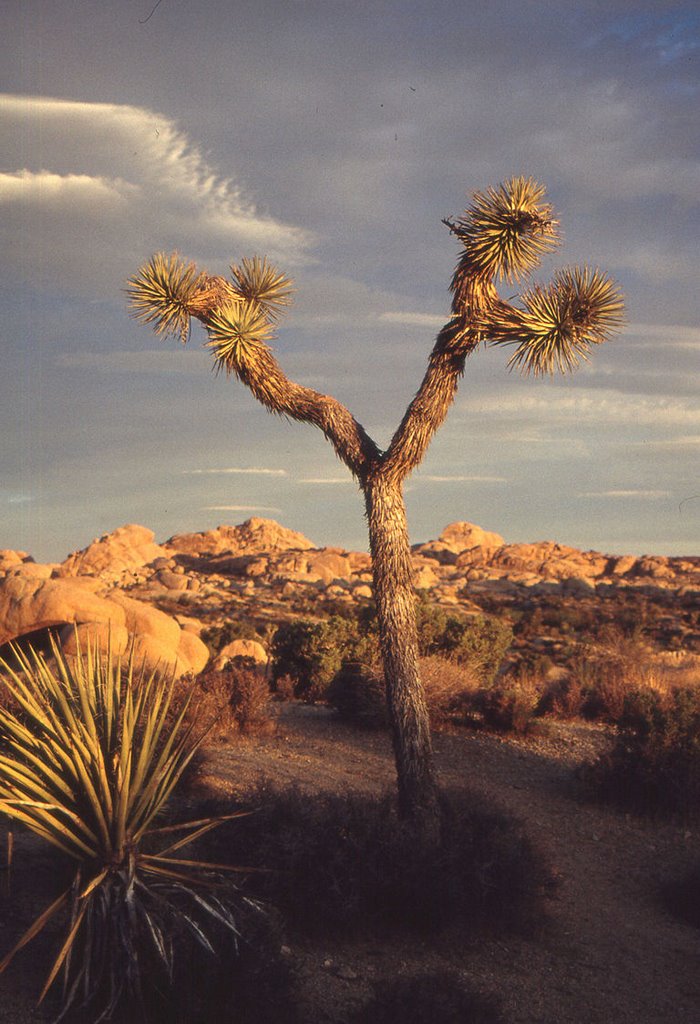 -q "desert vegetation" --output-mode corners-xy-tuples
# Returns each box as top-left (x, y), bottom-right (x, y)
(129, 176), (623, 826)
(0, 639), (258, 1021)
